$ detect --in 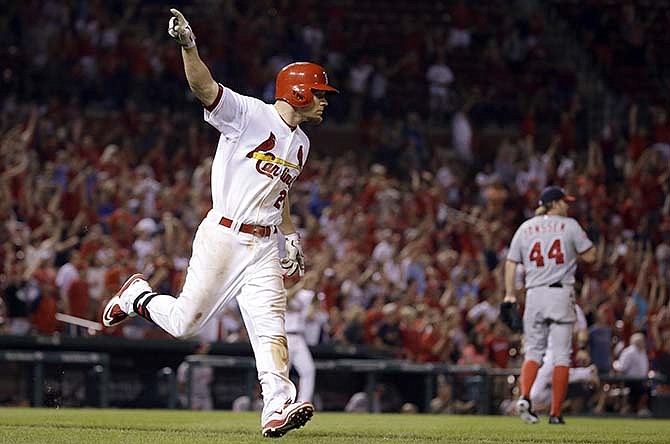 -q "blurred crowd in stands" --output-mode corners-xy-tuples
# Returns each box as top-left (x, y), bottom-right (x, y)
(553, 0), (670, 101)
(1, 0), (670, 416)
(2, 0), (587, 127)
